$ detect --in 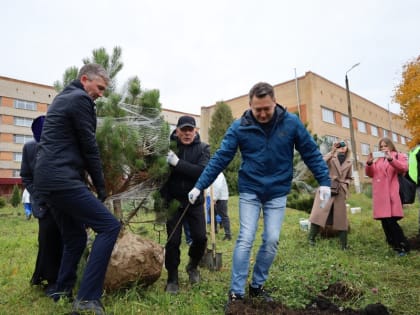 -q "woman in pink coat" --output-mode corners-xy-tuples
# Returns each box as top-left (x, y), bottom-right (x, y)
(365, 137), (410, 256)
